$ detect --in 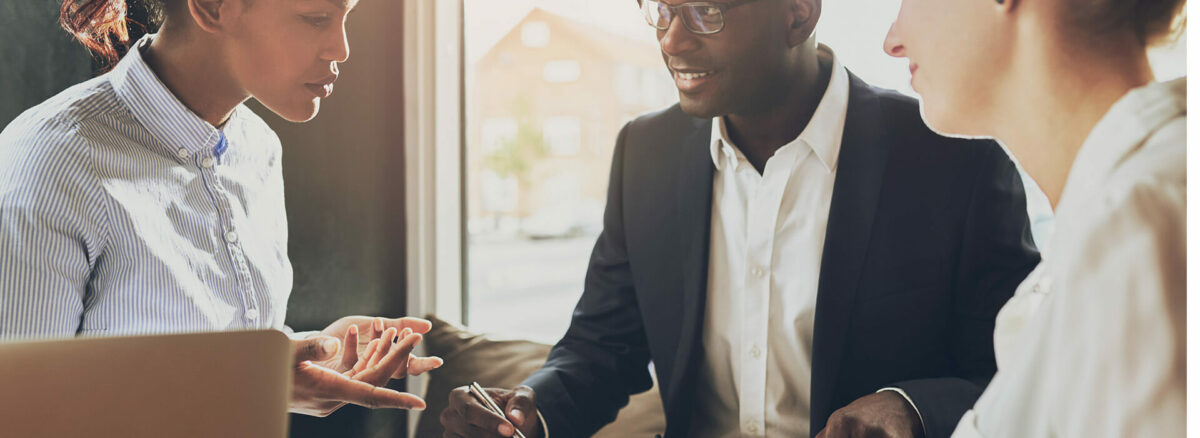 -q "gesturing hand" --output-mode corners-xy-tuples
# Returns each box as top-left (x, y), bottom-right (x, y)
(314, 316), (444, 378)
(288, 316), (444, 417)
